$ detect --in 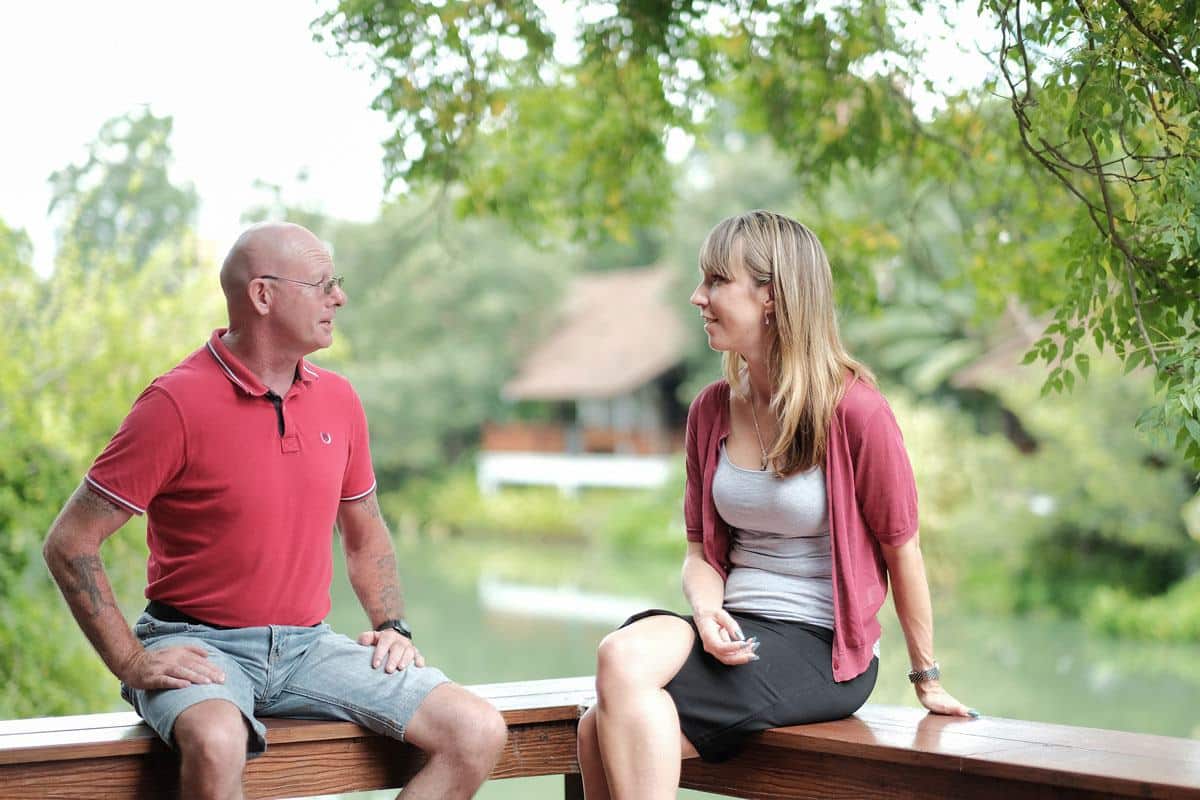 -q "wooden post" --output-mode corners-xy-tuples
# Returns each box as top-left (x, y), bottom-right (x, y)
(564, 773), (585, 800)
